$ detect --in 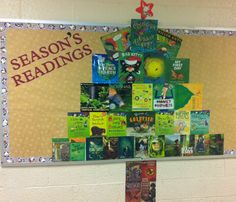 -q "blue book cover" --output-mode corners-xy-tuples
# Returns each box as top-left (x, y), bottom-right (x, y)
(92, 54), (118, 84)
(190, 110), (210, 135)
